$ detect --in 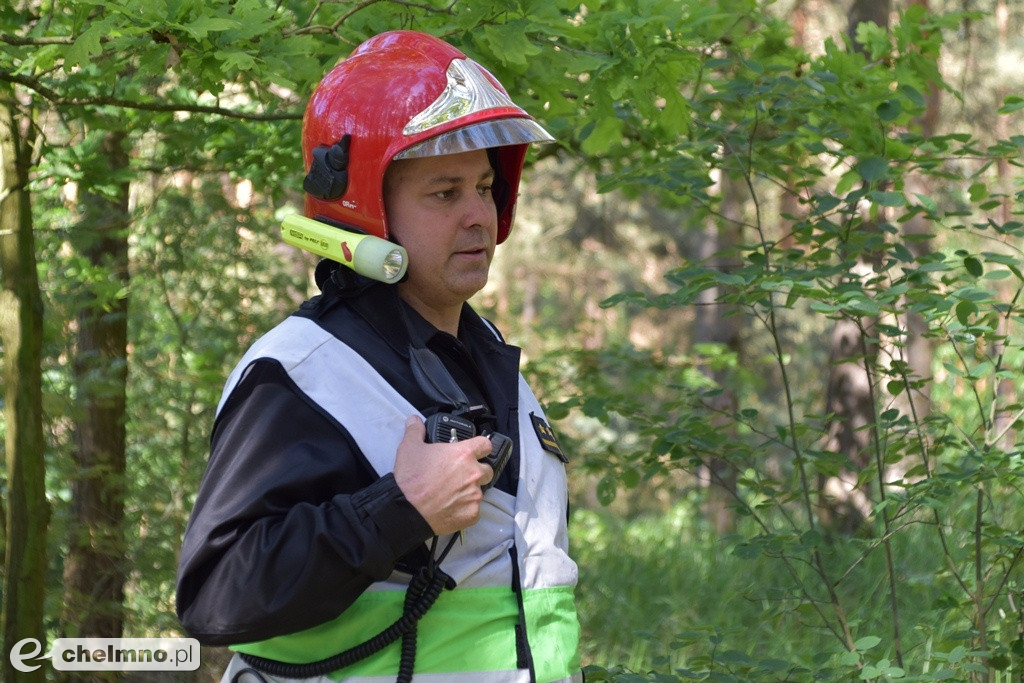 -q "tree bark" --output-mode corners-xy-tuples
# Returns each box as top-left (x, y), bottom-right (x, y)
(991, 0), (1015, 452)
(820, 302), (878, 534)
(847, 0), (891, 48)
(818, 0), (893, 534)
(61, 128), (131, 648)
(0, 86), (49, 683)
(695, 167), (743, 535)
(892, 0), (940, 422)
